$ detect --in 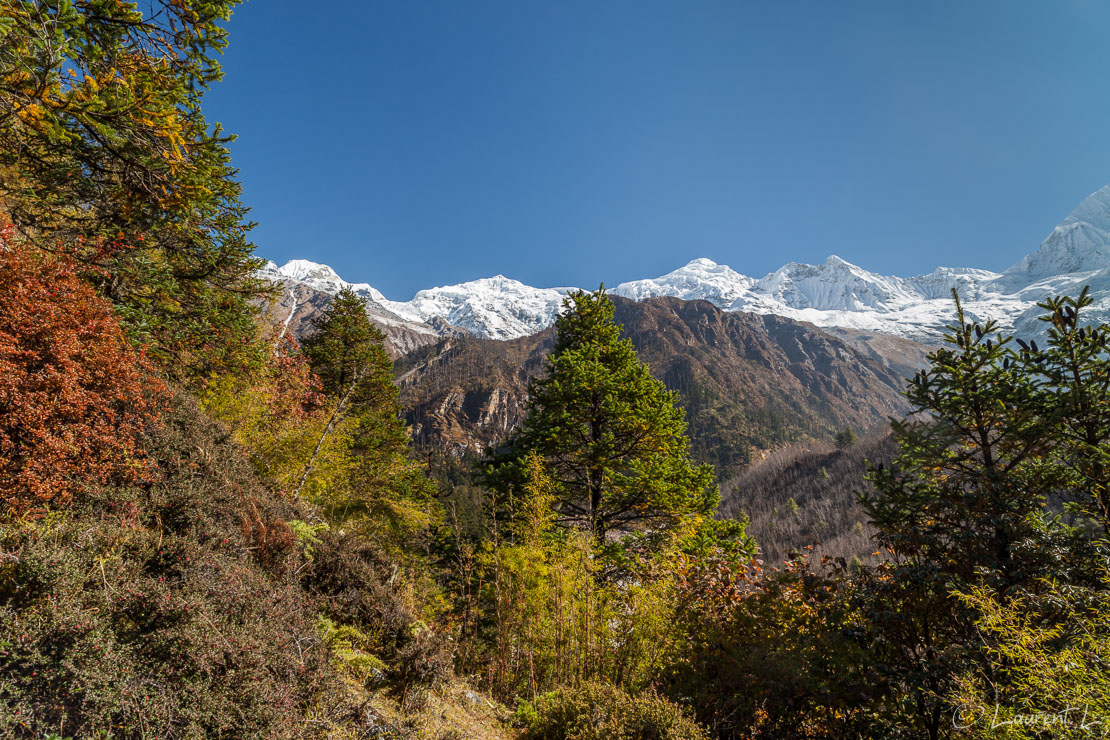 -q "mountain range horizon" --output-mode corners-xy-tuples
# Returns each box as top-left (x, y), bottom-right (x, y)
(263, 184), (1110, 343)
